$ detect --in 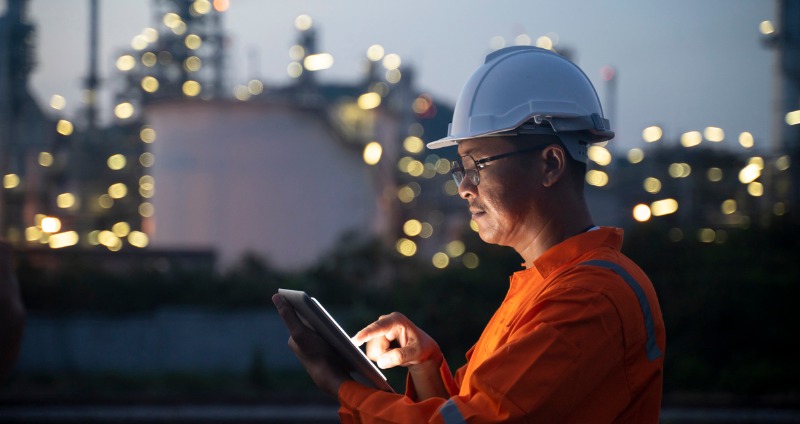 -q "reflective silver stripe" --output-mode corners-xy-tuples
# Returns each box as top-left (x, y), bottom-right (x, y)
(580, 260), (663, 361)
(439, 399), (466, 424)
